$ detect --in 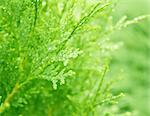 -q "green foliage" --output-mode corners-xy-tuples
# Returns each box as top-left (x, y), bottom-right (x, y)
(0, 0), (148, 115)
(109, 0), (150, 115)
